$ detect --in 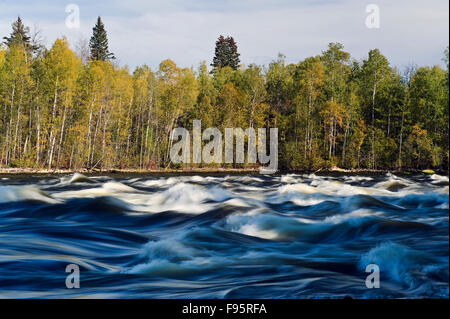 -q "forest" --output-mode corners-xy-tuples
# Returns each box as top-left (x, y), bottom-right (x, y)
(0, 17), (448, 172)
